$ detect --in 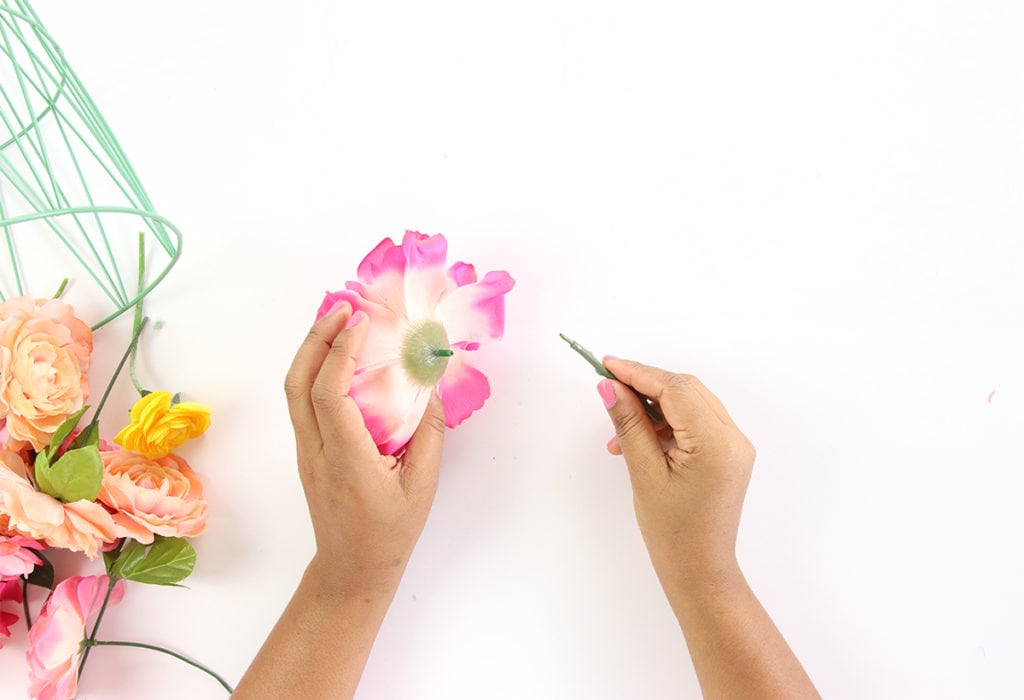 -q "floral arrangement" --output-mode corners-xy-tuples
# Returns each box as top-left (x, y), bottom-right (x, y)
(0, 292), (229, 697)
(318, 230), (515, 453)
